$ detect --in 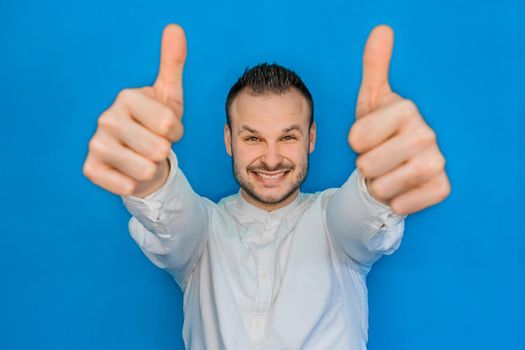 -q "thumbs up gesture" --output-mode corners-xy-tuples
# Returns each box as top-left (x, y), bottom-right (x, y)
(348, 25), (451, 215)
(83, 24), (187, 197)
